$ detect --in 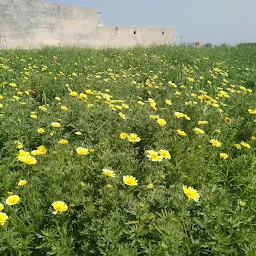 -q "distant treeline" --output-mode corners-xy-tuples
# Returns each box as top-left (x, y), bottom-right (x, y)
(238, 43), (256, 46)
